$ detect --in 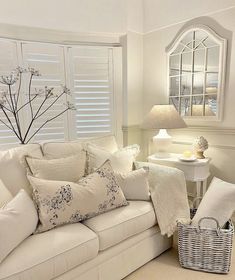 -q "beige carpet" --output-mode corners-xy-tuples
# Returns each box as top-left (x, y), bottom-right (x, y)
(124, 248), (235, 280)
